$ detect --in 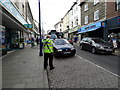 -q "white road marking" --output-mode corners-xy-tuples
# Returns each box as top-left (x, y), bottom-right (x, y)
(76, 55), (120, 78)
